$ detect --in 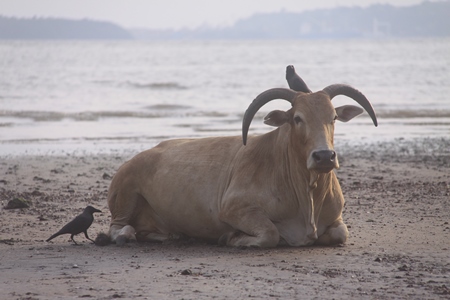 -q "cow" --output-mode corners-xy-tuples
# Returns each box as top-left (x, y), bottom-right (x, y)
(97, 67), (377, 248)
